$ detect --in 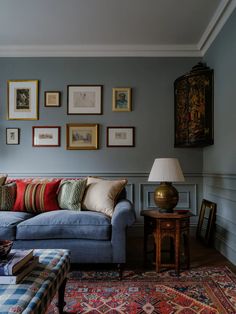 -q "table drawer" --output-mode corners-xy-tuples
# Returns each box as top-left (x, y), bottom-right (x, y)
(160, 221), (175, 229)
